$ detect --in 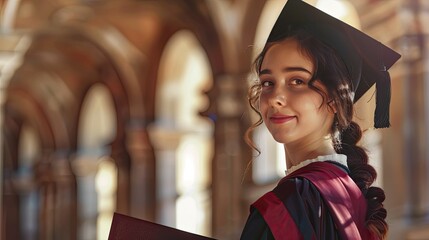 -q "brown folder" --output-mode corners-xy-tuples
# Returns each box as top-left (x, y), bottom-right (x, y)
(108, 212), (216, 240)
